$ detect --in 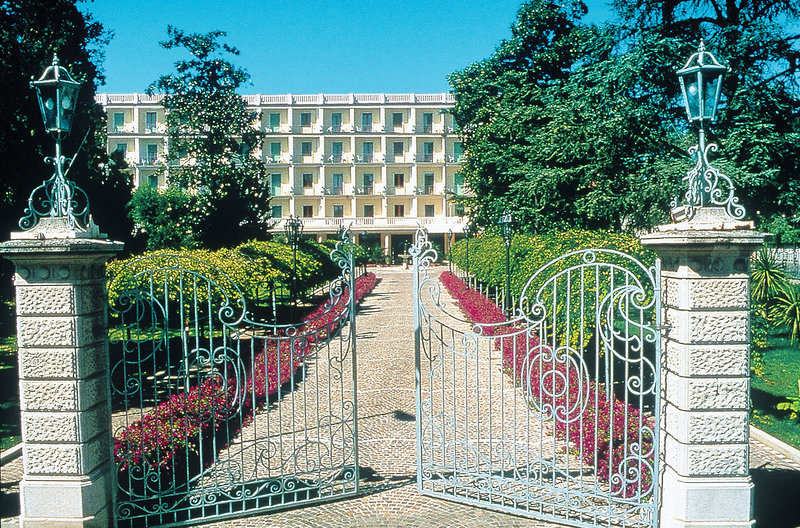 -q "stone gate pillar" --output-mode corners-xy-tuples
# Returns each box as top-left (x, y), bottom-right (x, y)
(641, 211), (766, 528)
(0, 223), (123, 528)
